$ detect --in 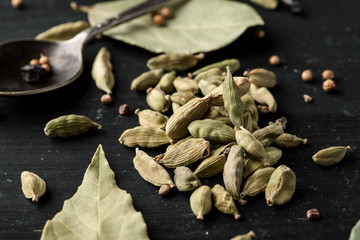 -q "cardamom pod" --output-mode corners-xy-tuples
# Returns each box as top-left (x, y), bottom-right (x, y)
(240, 167), (275, 199)
(198, 79), (220, 96)
(241, 93), (259, 123)
(172, 102), (181, 113)
(166, 96), (211, 140)
(135, 108), (168, 129)
(157, 138), (210, 168)
(231, 231), (256, 240)
(269, 116), (287, 130)
(91, 47), (115, 94)
(275, 133), (307, 148)
(194, 67), (222, 83)
(190, 185), (212, 220)
(147, 53), (204, 72)
(188, 119), (236, 144)
(155, 71), (176, 93)
(223, 145), (244, 200)
(192, 58), (240, 76)
(223, 67), (245, 128)
(194, 143), (235, 178)
(35, 20), (90, 40)
(249, 83), (277, 112)
(174, 166), (201, 192)
(253, 124), (284, 147)
(213, 116), (234, 127)
(130, 69), (163, 91)
(250, 0), (278, 10)
(312, 146), (351, 166)
(119, 126), (170, 148)
(202, 105), (223, 119)
(170, 91), (196, 106)
(146, 88), (171, 113)
(44, 114), (101, 138)
(173, 77), (199, 94)
(242, 111), (254, 133)
(235, 126), (268, 165)
(211, 184), (241, 220)
(21, 171), (46, 202)
(161, 136), (193, 158)
(265, 165), (296, 206)
(133, 148), (175, 195)
(246, 68), (276, 88)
